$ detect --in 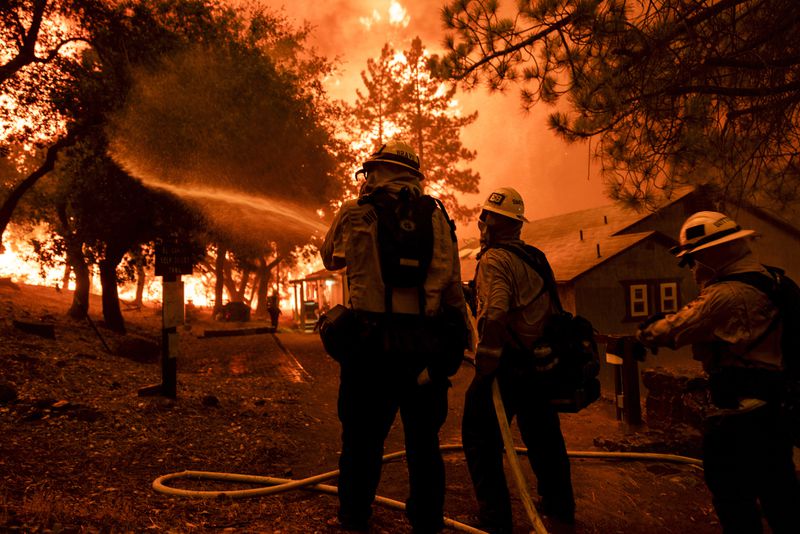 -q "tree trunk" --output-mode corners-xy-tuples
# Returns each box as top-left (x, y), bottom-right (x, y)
(248, 272), (259, 307)
(255, 256), (281, 317)
(99, 249), (125, 334)
(223, 262), (237, 301)
(213, 244), (226, 315)
(134, 261), (145, 307)
(57, 202), (90, 319)
(68, 255), (90, 319)
(237, 267), (251, 302)
(62, 263), (71, 291)
(254, 258), (269, 317)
